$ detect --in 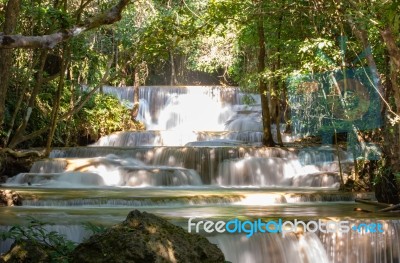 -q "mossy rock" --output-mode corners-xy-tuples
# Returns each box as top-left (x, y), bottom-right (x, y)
(0, 190), (23, 206)
(0, 240), (54, 263)
(71, 210), (225, 263)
